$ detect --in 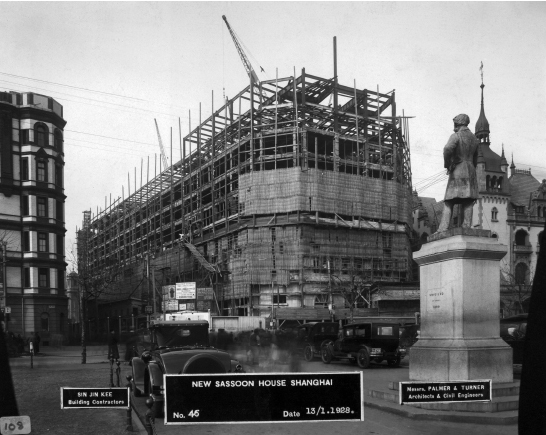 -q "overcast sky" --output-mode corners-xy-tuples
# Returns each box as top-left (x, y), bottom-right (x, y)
(1, 2), (545, 251)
